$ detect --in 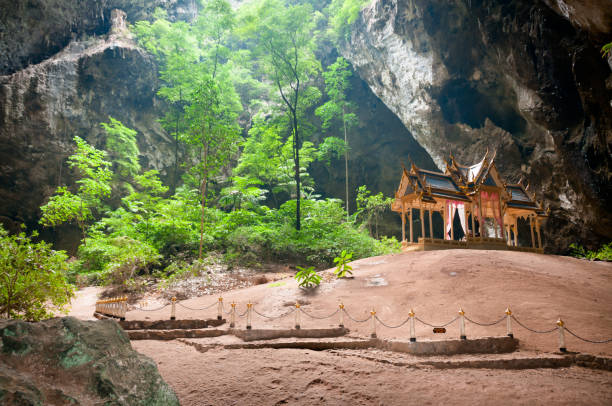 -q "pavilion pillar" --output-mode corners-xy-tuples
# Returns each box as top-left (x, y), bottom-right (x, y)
(442, 207), (447, 240)
(536, 221), (542, 249)
(498, 193), (506, 241)
(470, 203), (476, 239)
(506, 224), (511, 245)
(428, 209), (433, 239)
(409, 207), (413, 243)
(513, 217), (519, 247)
(478, 193), (484, 237)
(450, 205), (455, 241)
(401, 203), (406, 242)
(529, 215), (536, 248)
(419, 204), (425, 242)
